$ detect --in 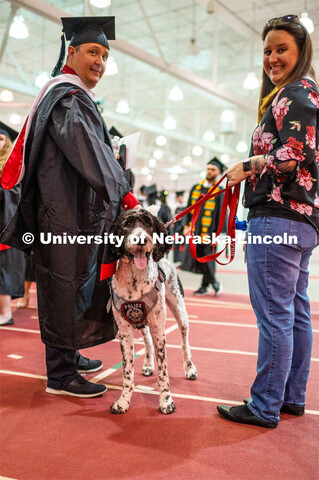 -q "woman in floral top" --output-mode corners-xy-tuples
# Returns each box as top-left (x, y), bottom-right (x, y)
(217, 16), (319, 428)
